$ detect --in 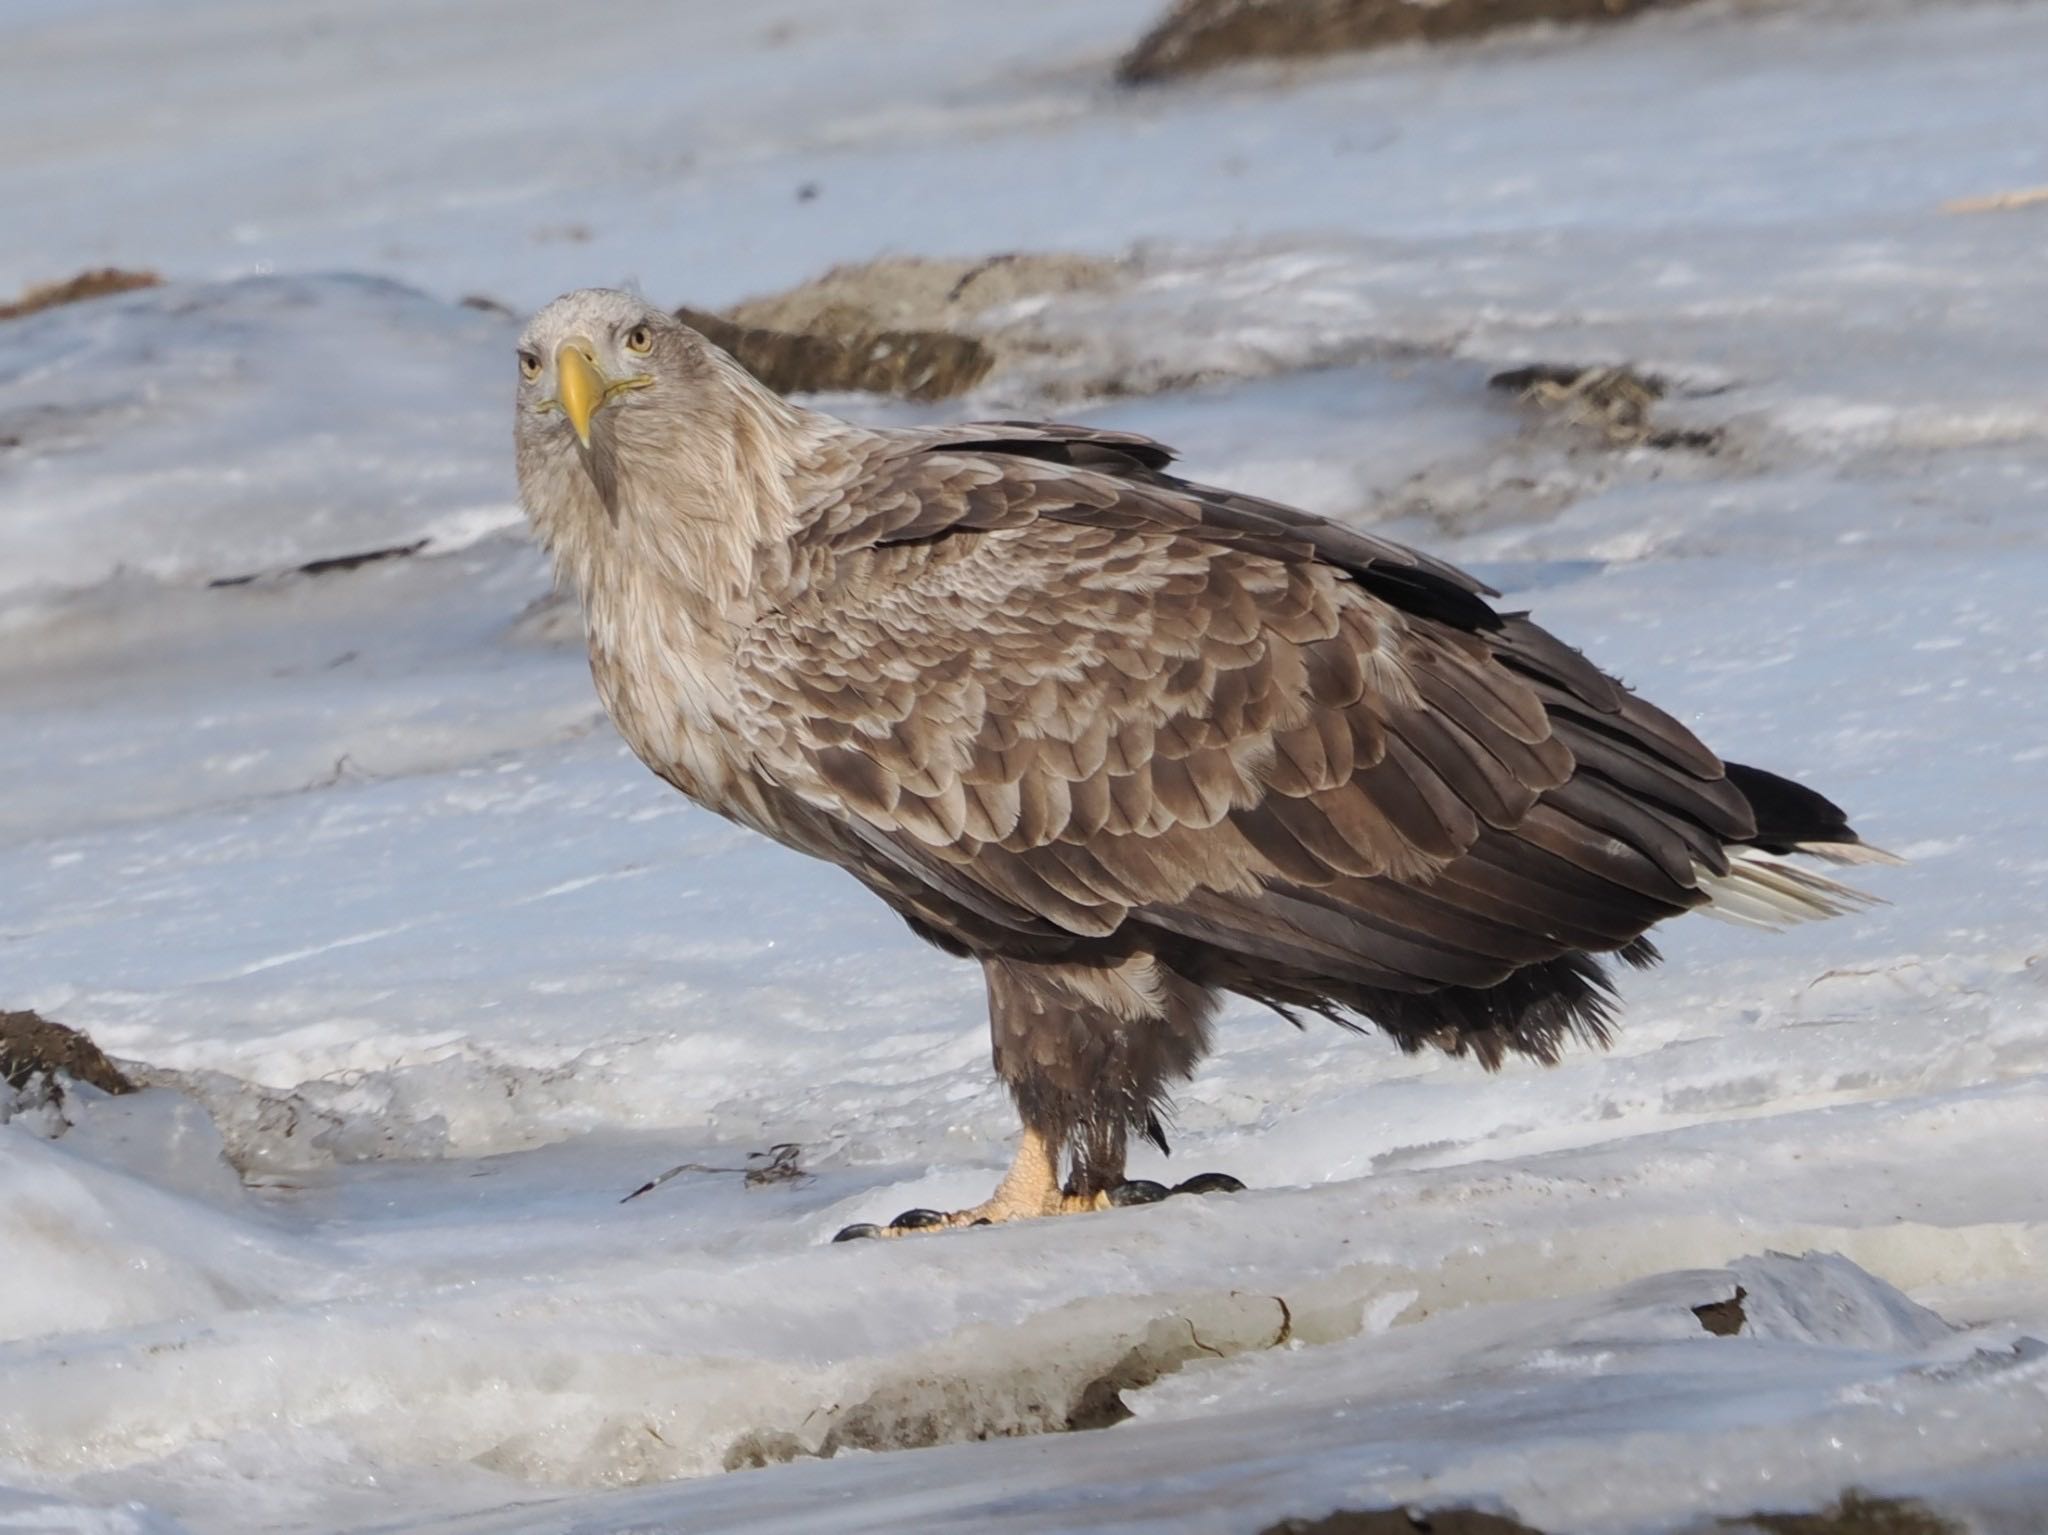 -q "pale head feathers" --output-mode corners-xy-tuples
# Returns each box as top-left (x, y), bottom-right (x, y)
(515, 289), (844, 817)
(513, 288), (821, 624)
